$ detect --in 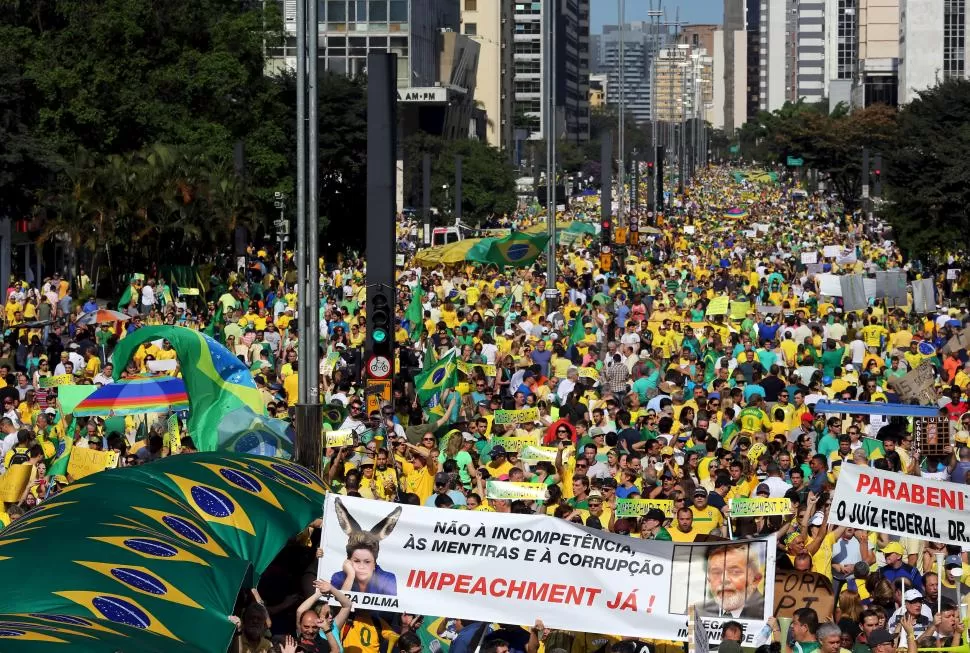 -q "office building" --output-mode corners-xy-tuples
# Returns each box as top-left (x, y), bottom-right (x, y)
(589, 73), (608, 107)
(758, 0), (790, 112)
(852, 0), (899, 107)
(461, 0), (514, 150)
(899, 0), (969, 105)
(680, 24), (718, 58)
(592, 21), (667, 124)
(273, 0), (479, 139)
(512, 0), (590, 143)
(722, 0), (748, 130)
(795, 0), (826, 104)
(651, 44), (712, 123)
